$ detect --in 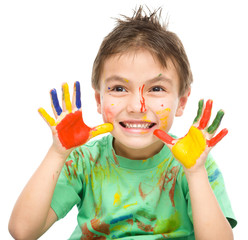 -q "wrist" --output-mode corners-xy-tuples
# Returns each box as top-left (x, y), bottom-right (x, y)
(49, 143), (72, 162)
(184, 166), (208, 182)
